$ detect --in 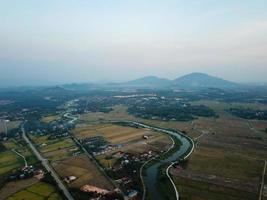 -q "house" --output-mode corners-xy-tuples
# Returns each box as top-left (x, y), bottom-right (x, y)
(64, 176), (77, 183)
